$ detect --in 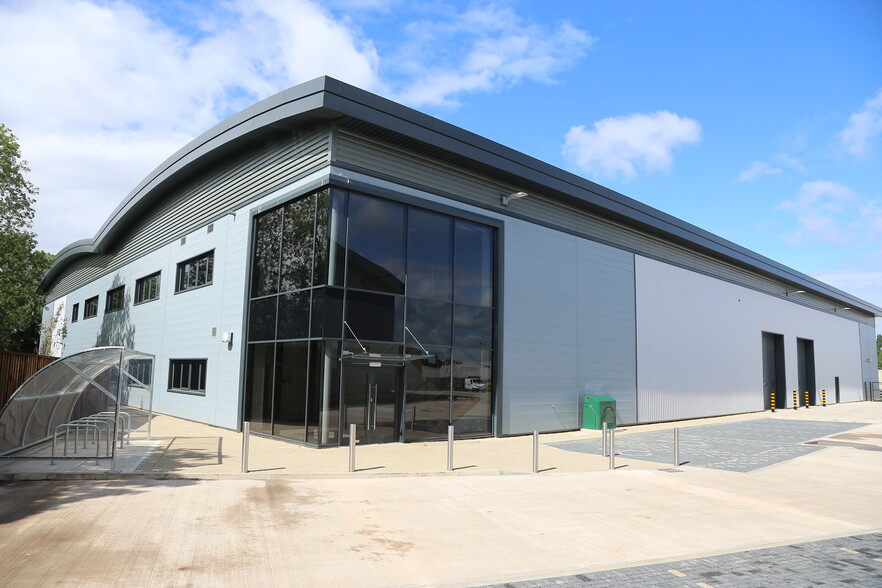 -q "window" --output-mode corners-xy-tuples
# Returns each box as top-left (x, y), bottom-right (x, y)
(128, 358), (153, 387)
(176, 251), (214, 293)
(71, 303), (79, 323)
(168, 359), (207, 395)
(135, 272), (161, 304)
(83, 296), (99, 319)
(105, 286), (125, 313)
